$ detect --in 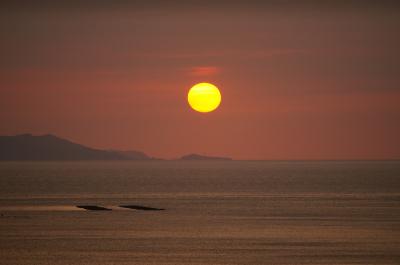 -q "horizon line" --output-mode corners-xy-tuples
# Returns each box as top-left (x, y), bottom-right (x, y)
(1, 133), (399, 162)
